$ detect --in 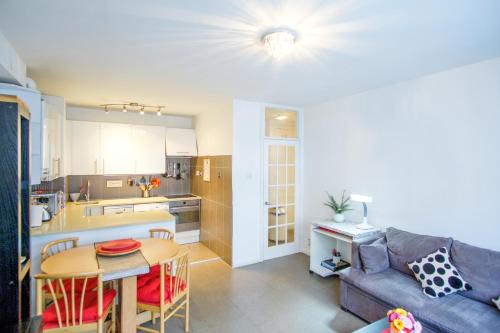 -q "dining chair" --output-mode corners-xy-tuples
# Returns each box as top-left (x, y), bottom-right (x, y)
(149, 228), (174, 240)
(41, 237), (79, 262)
(136, 251), (190, 333)
(40, 237), (100, 304)
(35, 270), (116, 333)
